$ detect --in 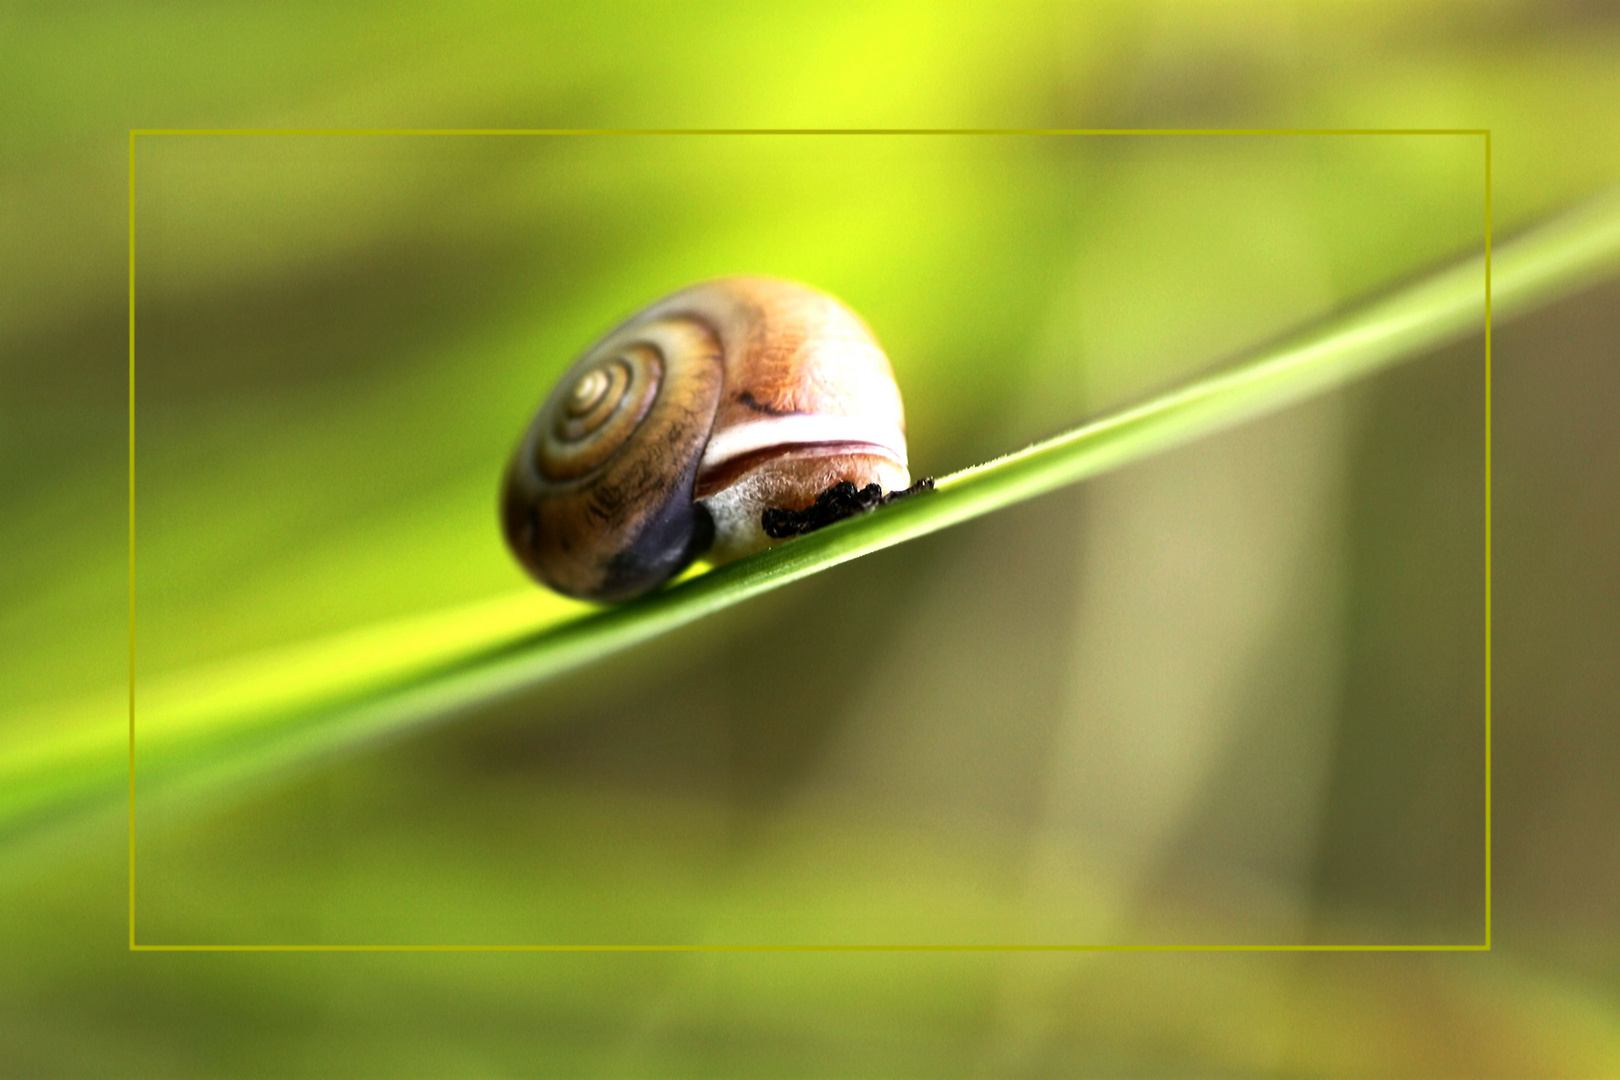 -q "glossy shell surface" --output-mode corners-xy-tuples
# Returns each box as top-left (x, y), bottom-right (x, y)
(502, 277), (909, 601)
